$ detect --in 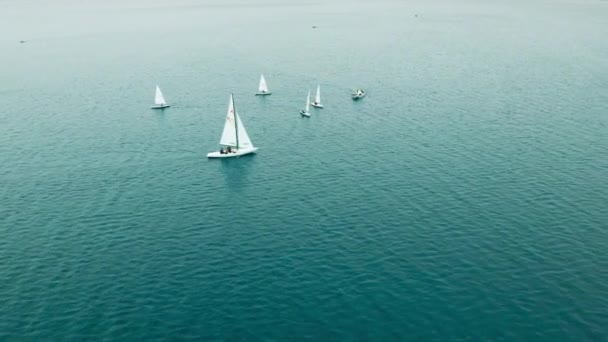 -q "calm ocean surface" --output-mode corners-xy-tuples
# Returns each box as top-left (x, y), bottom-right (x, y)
(1, 0), (607, 340)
